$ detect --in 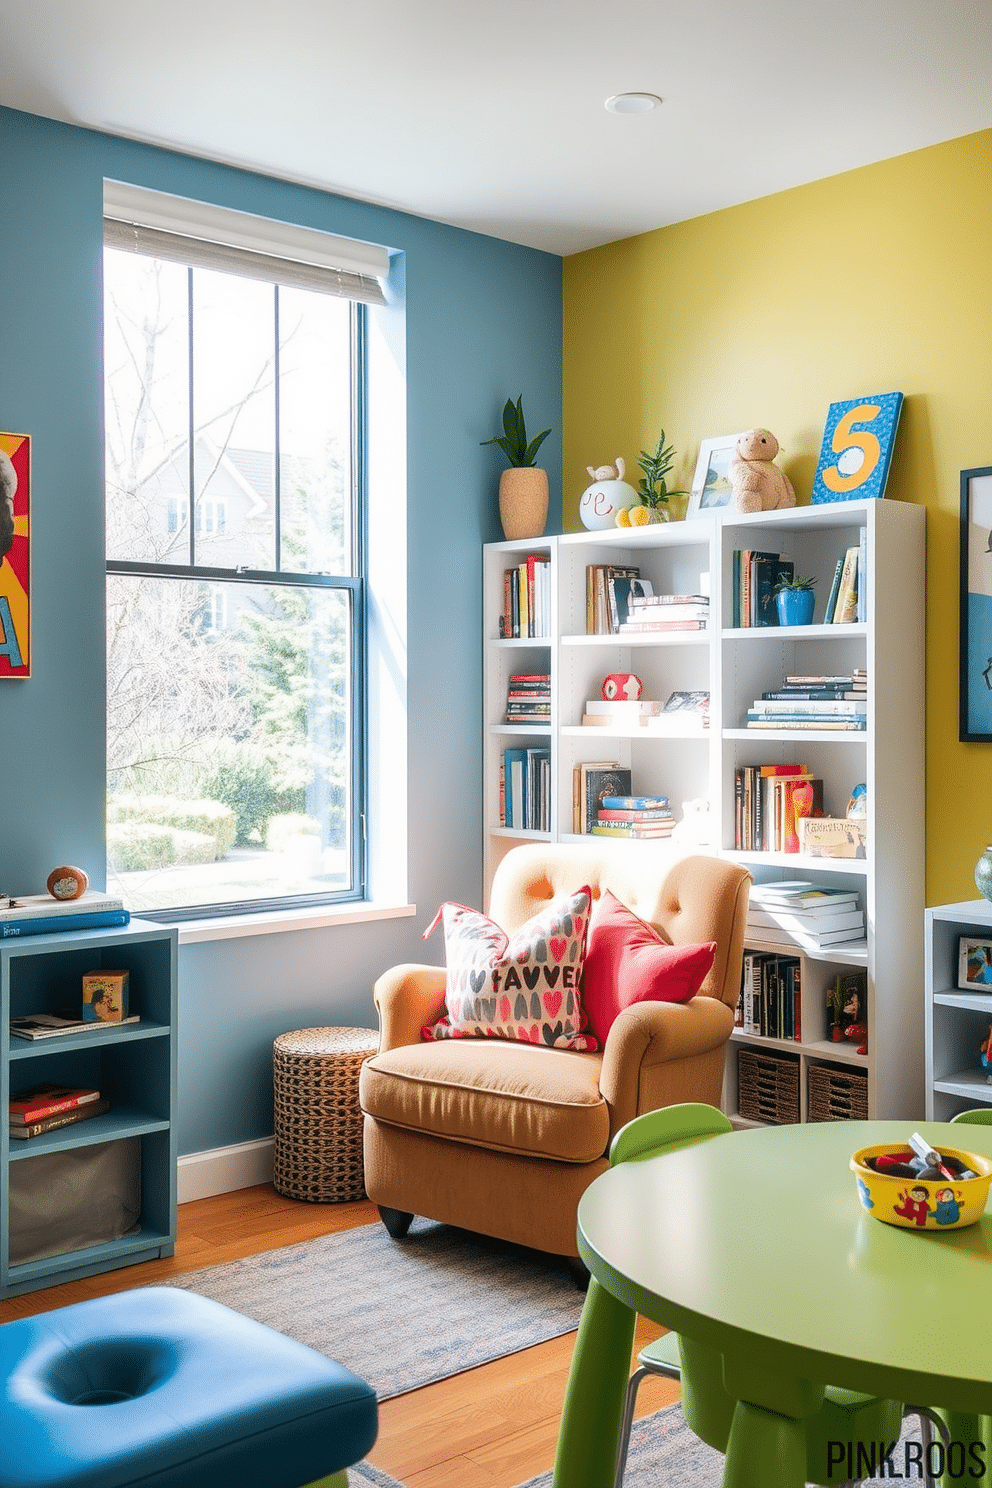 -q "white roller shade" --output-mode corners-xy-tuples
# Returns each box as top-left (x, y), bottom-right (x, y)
(103, 180), (389, 305)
